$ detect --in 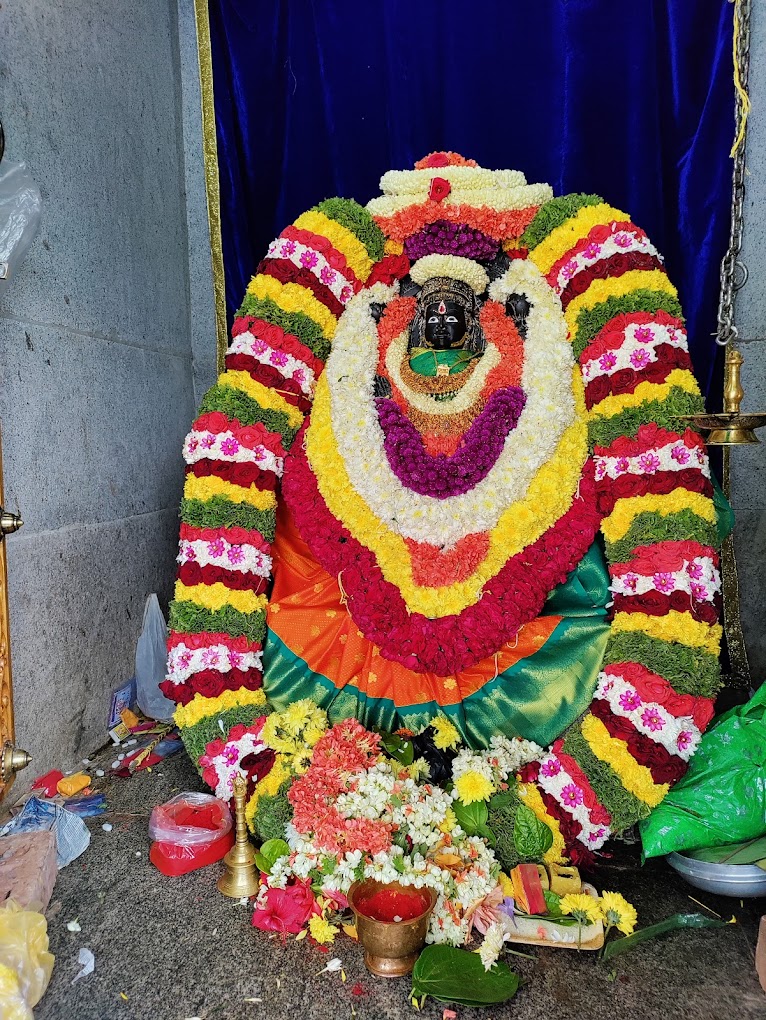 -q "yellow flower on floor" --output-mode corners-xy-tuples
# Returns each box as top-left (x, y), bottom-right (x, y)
(431, 714), (461, 750)
(559, 893), (603, 926)
(308, 915), (339, 945)
(454, 770), (495, 805)
(599, 891), (638, 935)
